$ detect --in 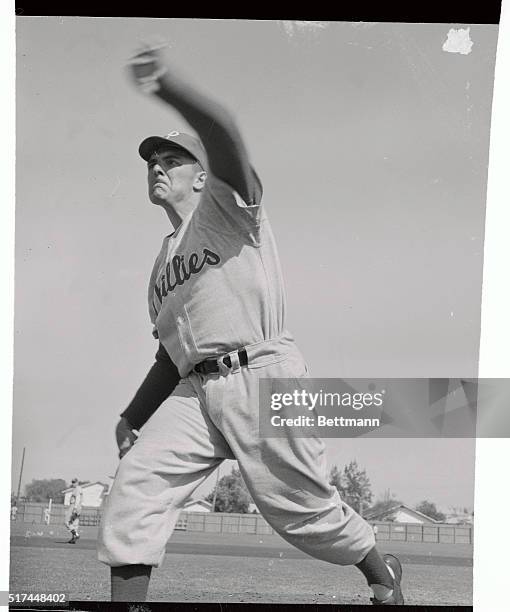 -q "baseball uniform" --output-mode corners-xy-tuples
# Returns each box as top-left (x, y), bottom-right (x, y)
(65, 481), (82, 541)
(98, 164), (375, 568)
